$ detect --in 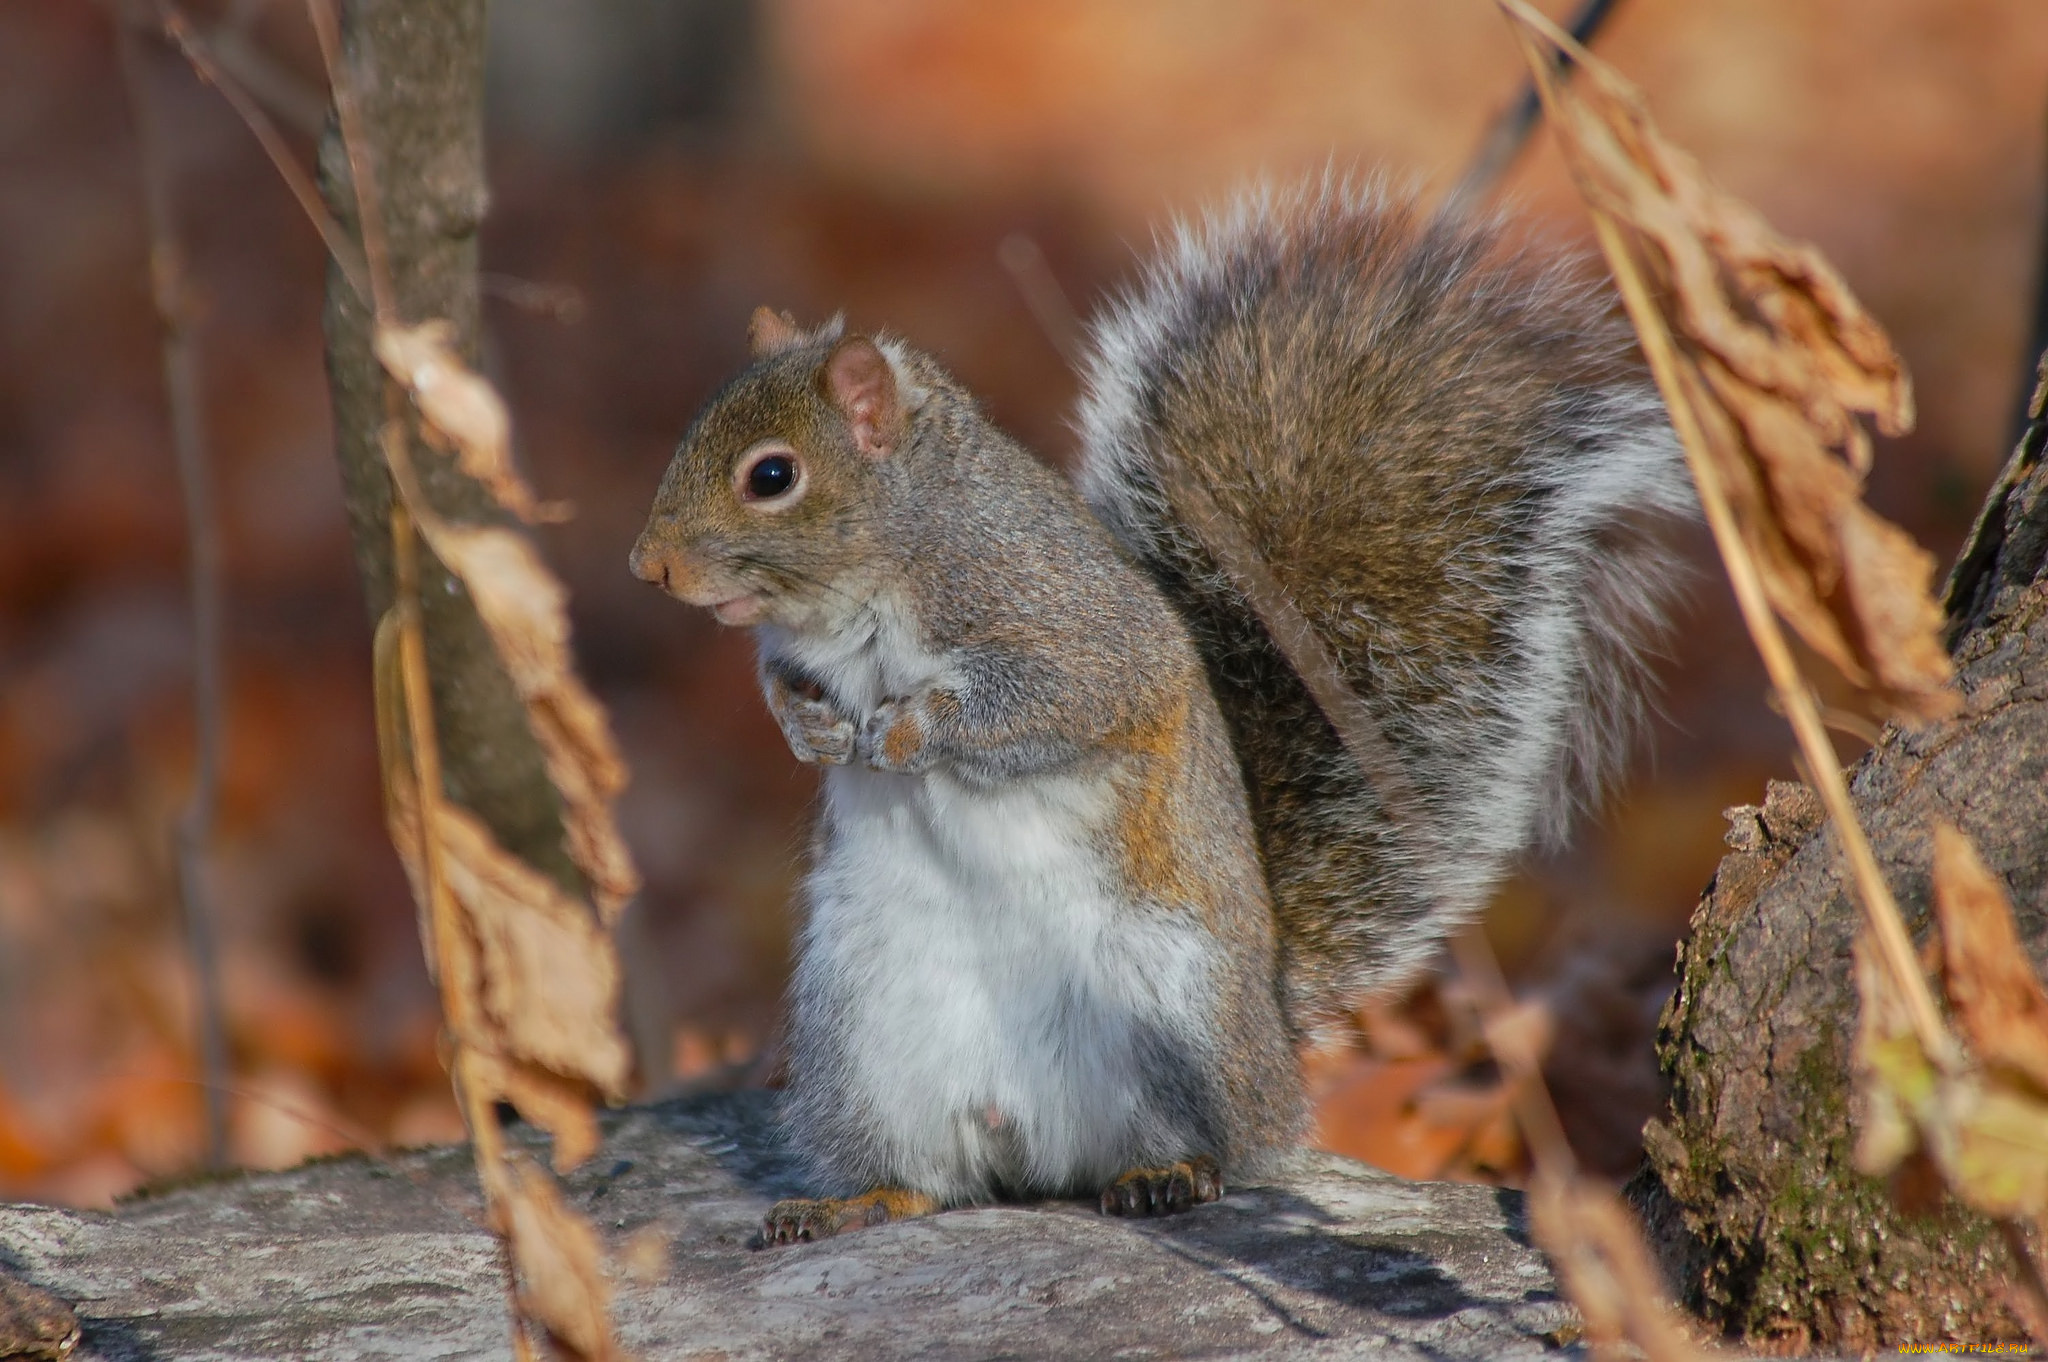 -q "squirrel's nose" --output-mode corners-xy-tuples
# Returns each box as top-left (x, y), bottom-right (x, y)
(628, 536), (670, 589)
